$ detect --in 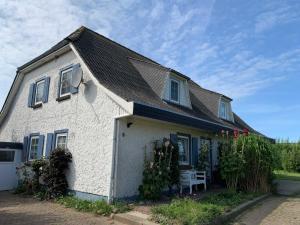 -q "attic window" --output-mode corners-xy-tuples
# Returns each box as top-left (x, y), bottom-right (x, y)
(219, 100), (231, 120)
(35, 79), (45, 104)
(170, 79), (179, 103)
(60, 68), (73, 97)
